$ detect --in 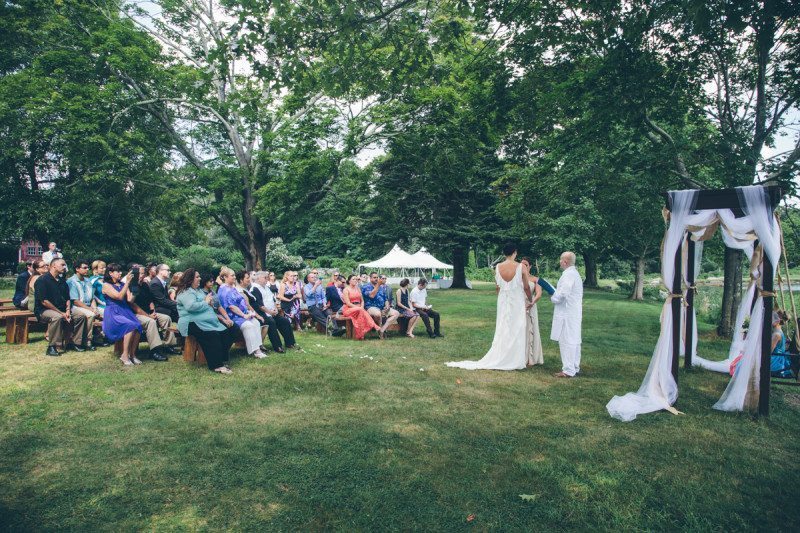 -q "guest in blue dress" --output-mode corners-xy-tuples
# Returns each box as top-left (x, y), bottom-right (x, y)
(217, 267), (267, 359)
(101, 263), (143, 366)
